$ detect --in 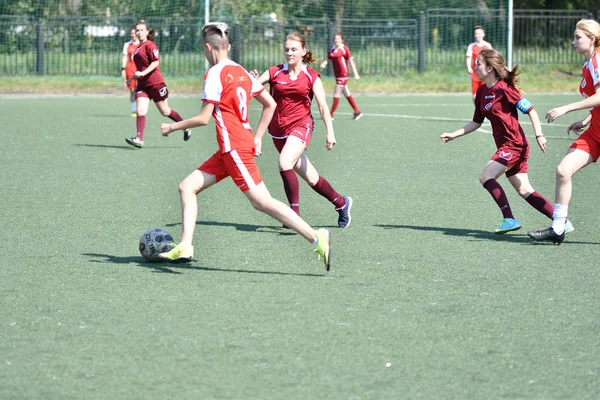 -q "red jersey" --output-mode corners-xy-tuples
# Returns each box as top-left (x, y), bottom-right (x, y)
(473, 80), (531, 152)
(466, 41), (492, 74)
(122, 40), (138, 75)
(203, 59), (265, 153)
(579, 51), (600, 139)
(267, 64), (319, 136)
(327, 44), (352, 78)
(132, 40), (164, 88)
